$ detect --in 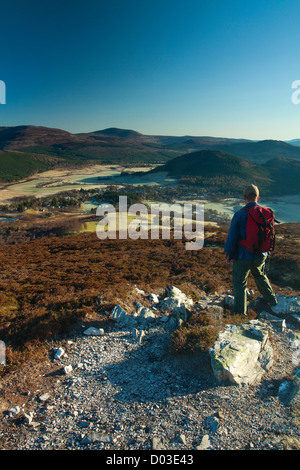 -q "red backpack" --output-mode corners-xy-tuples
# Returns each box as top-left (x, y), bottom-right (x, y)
(240, 205), (278, 255)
